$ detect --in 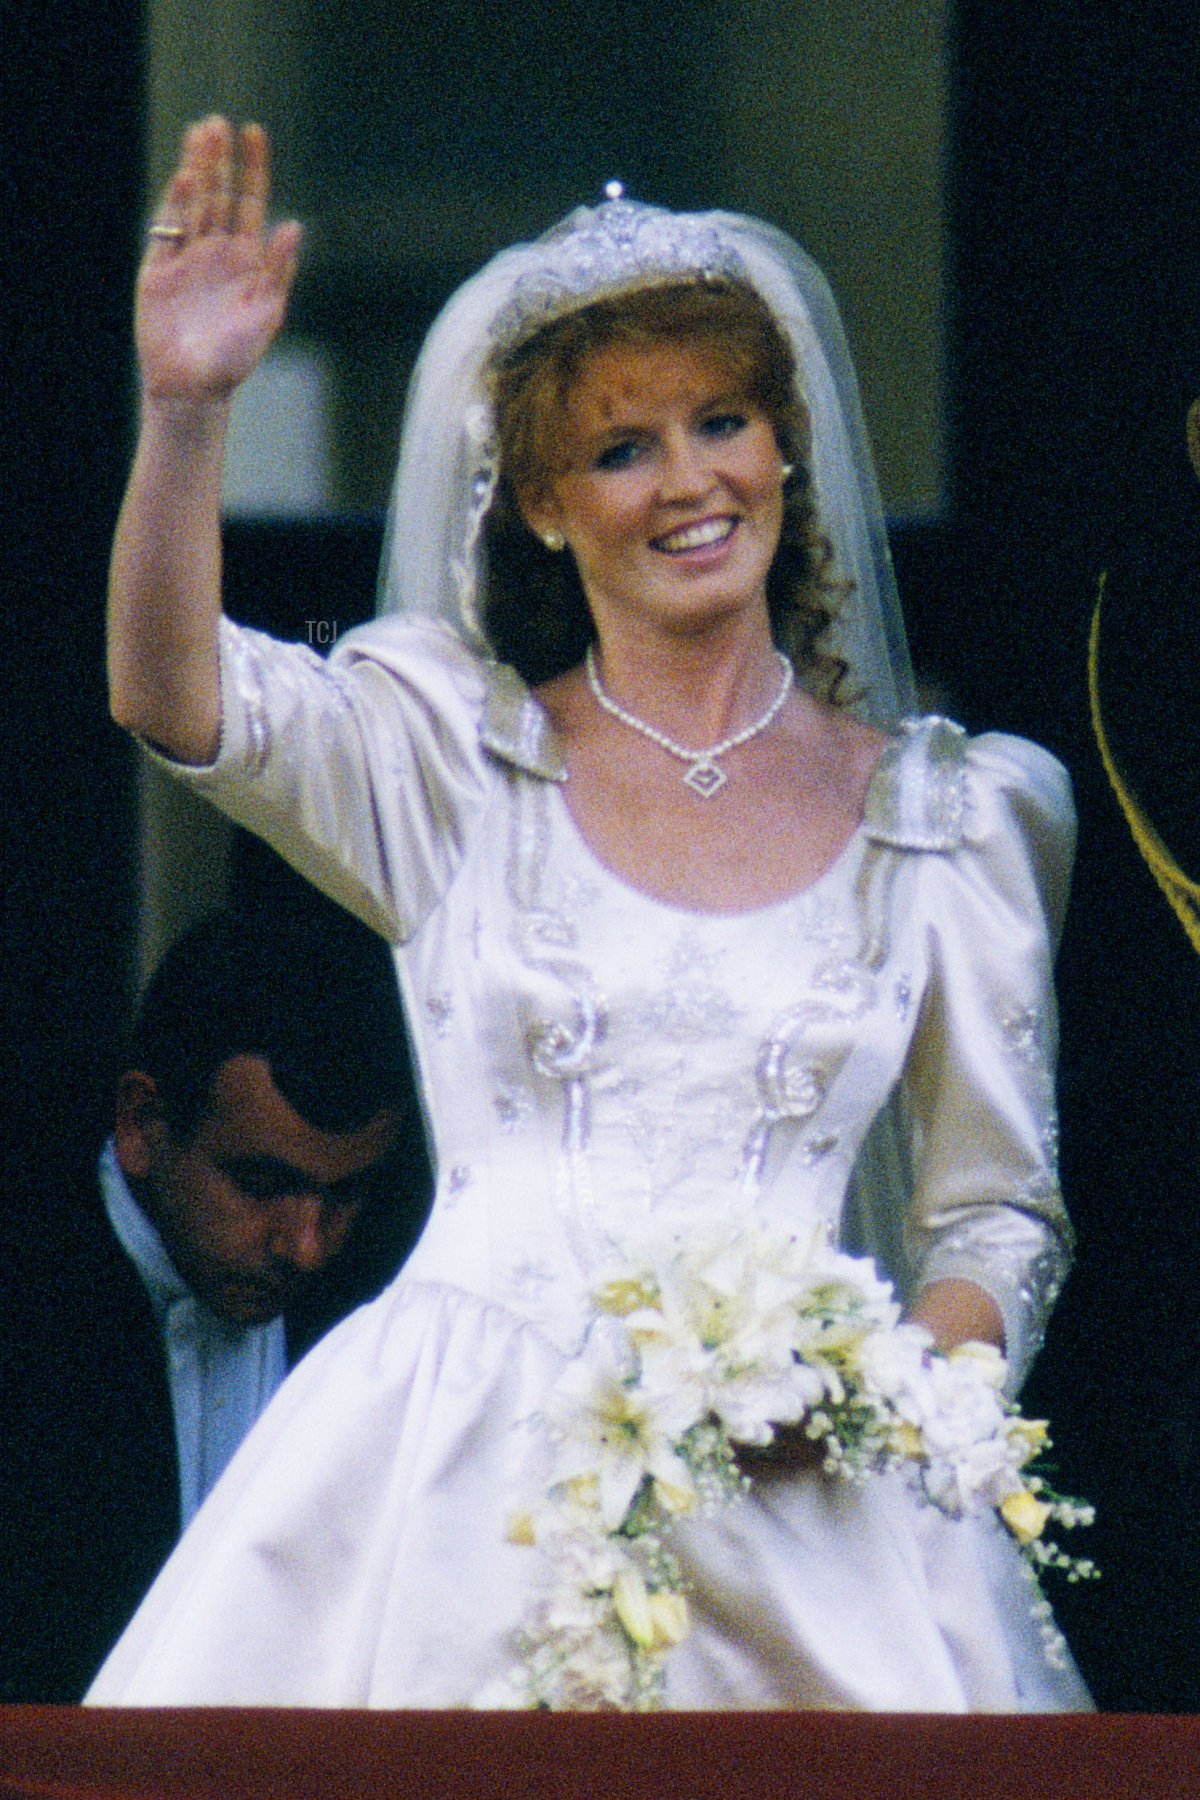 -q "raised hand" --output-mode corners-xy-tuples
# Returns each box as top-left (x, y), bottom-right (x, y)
(137, 116), (302, 402)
